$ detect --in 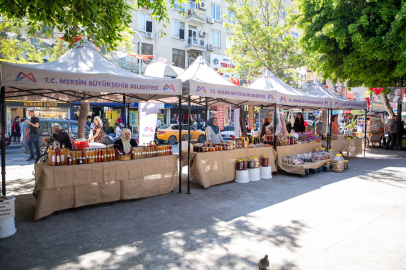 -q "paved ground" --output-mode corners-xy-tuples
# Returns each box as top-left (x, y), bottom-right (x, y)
(1, 146), (406, 270)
